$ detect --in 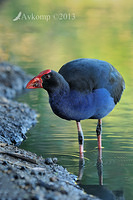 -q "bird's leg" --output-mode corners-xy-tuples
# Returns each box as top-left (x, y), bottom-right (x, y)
(96, 119), (102, 149)
(76, 121), (84, 158)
